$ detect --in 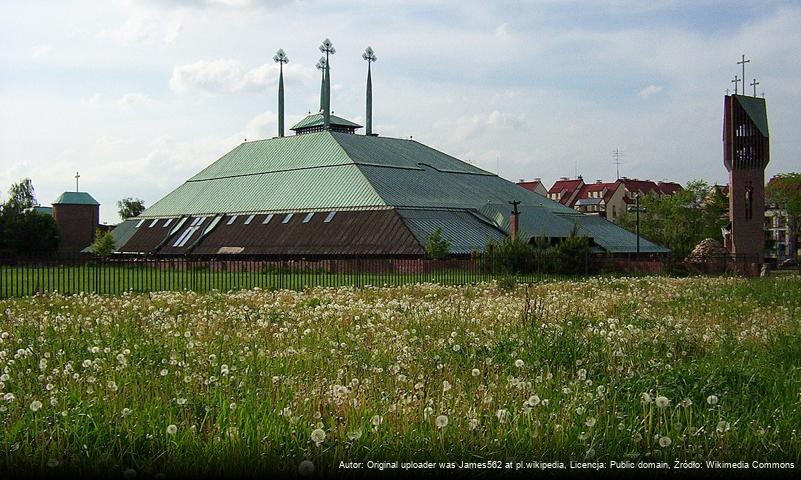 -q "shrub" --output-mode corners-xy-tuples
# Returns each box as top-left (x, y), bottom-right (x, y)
(425, 228), (451, 259)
